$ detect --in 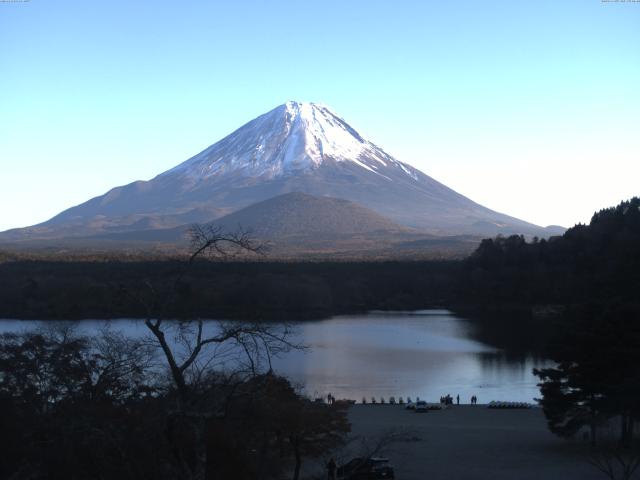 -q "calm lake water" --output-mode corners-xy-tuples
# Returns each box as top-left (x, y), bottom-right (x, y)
(0, 310), (548, 403)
